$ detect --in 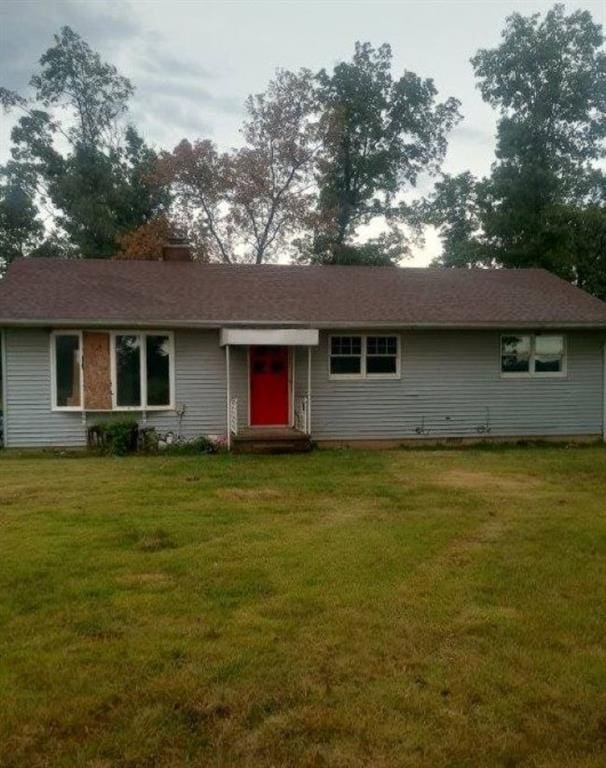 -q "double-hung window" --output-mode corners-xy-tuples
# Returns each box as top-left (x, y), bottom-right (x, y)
(329, 335), (400, 379)
(501, 334), (566, 377)
(112, 332), (174, 409)
(51, 331), (83, 410)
